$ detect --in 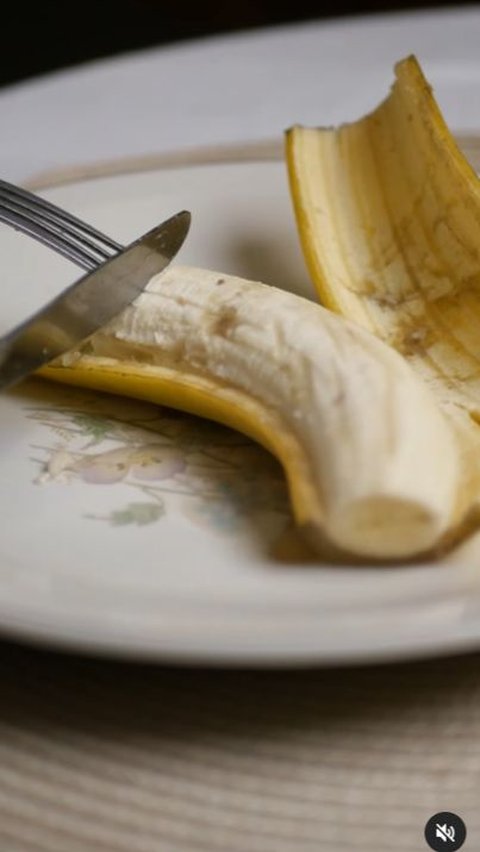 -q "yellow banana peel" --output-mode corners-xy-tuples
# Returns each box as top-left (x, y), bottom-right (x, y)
(287, 54), (480, 537)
